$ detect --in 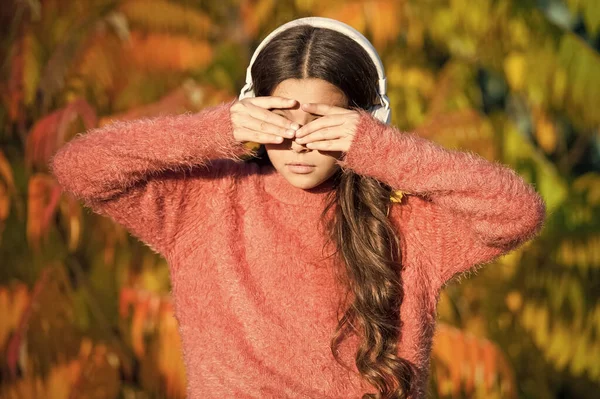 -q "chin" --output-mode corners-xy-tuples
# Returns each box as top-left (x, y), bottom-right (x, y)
(286, 176), (320, 189)
(281, 171), (323, 189)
